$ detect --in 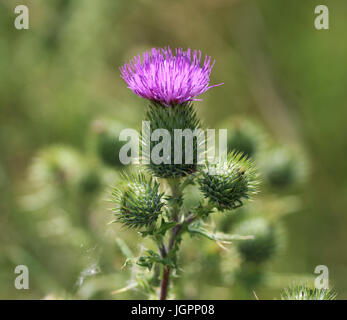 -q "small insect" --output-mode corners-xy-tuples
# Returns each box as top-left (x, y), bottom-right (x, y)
(238, 166), (247, 175)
